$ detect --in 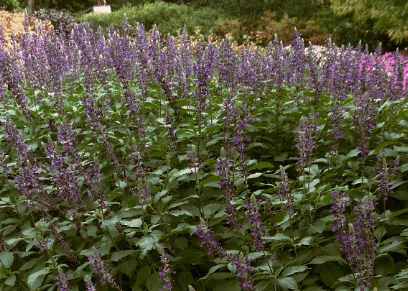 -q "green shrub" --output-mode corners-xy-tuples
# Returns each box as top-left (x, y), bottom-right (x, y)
(109, 0), (149, 11)
(78, 1), (222, 38)
(244, 11), (331, 47)
(0, 0), (22, 11)
(33, 9), (77, 36)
